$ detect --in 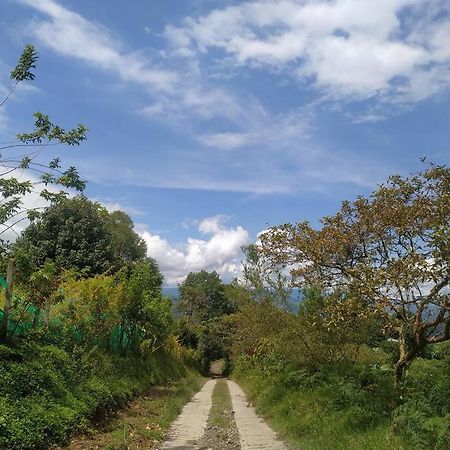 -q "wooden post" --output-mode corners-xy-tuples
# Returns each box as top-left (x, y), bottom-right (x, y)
(1, 259), (14, 341)
(43, 298), (50, 331)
